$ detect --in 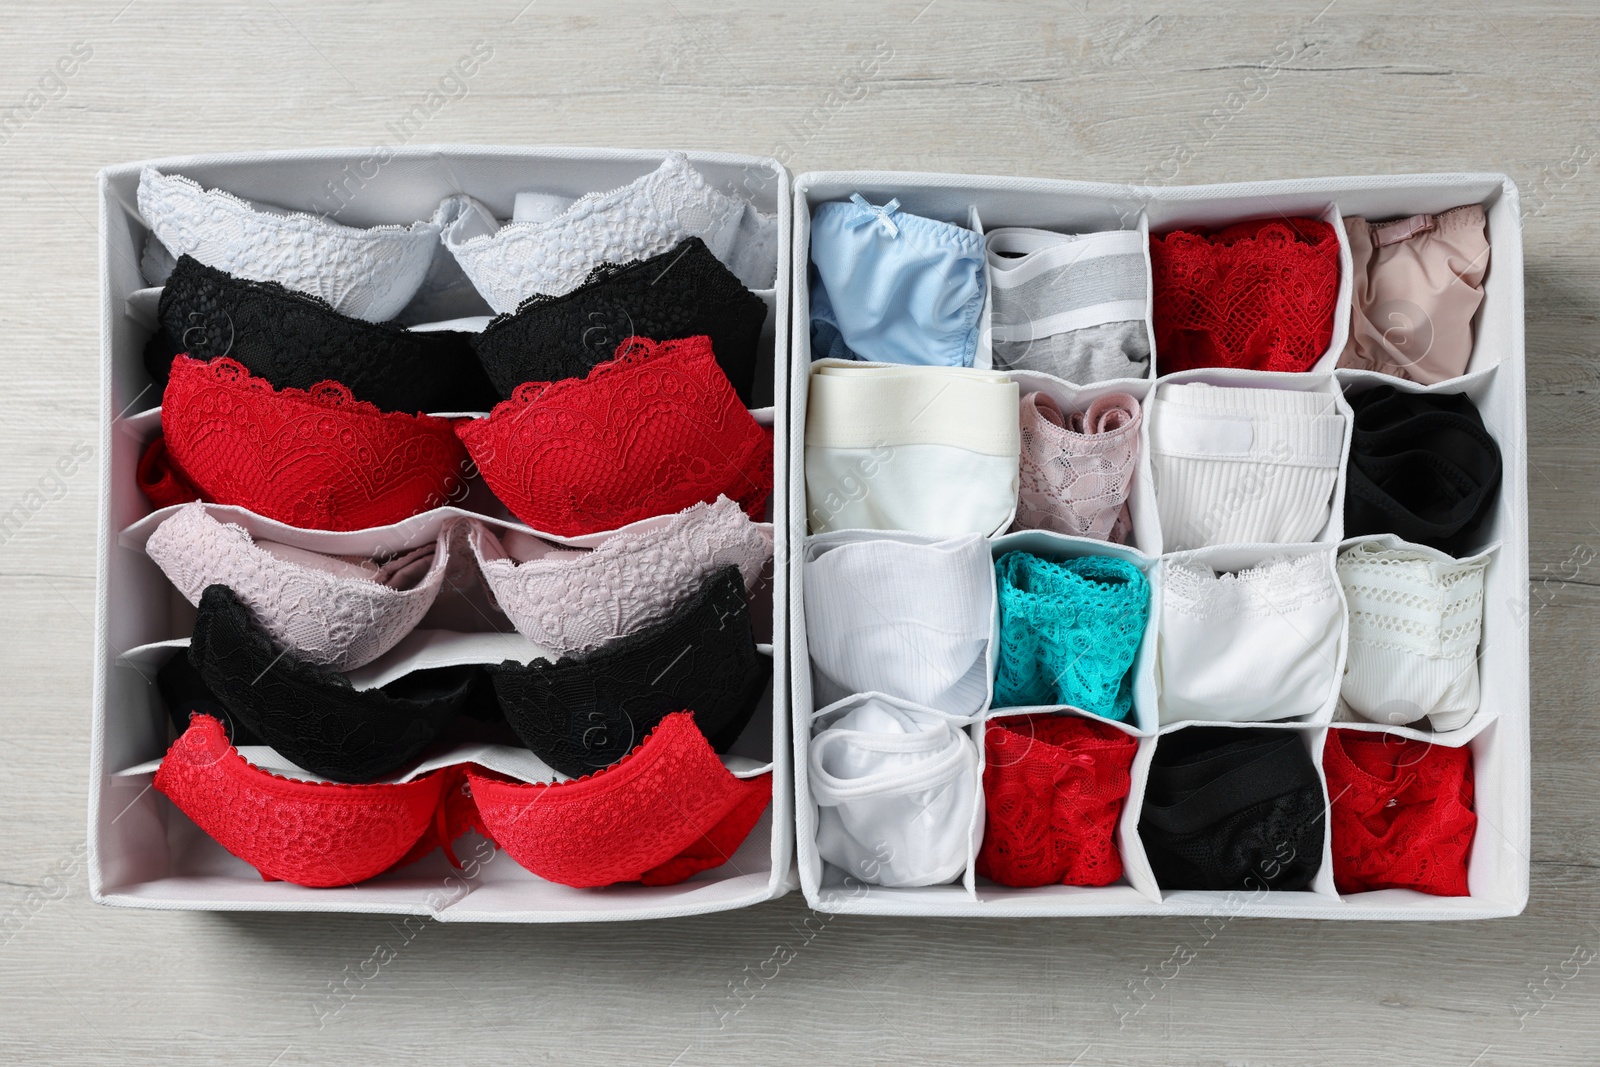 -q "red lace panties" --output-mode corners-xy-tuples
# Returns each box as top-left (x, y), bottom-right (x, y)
(976, 714), (1138, 888)
(154, 714), (470, 887)
(1322, 728), (1475, 896)
(142, 355), (470, 531)
(467, 712), (772, 888)
(1150, 217), (1341, 374)
(455, 335), (773, 537)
